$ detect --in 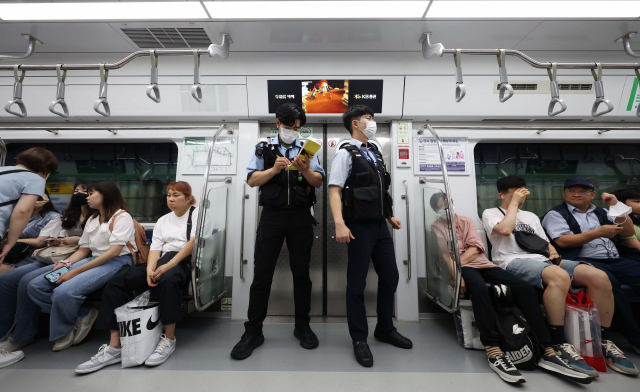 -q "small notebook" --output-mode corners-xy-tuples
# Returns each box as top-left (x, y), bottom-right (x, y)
(288, 139), (322, 170)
